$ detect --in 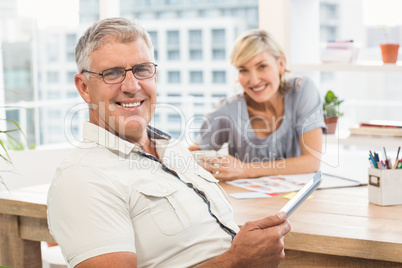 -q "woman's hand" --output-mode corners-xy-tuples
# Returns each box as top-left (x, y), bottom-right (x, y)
(200, 154), (249, 181)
